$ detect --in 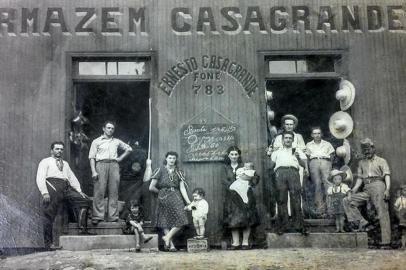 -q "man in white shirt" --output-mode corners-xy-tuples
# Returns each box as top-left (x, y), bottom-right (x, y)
(89, 121), (132, 224)
(305, 127), (335, 217)
(271, 131), (309, 235)
(267, 114), (305, 154)
(36, 141), (93, 249)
